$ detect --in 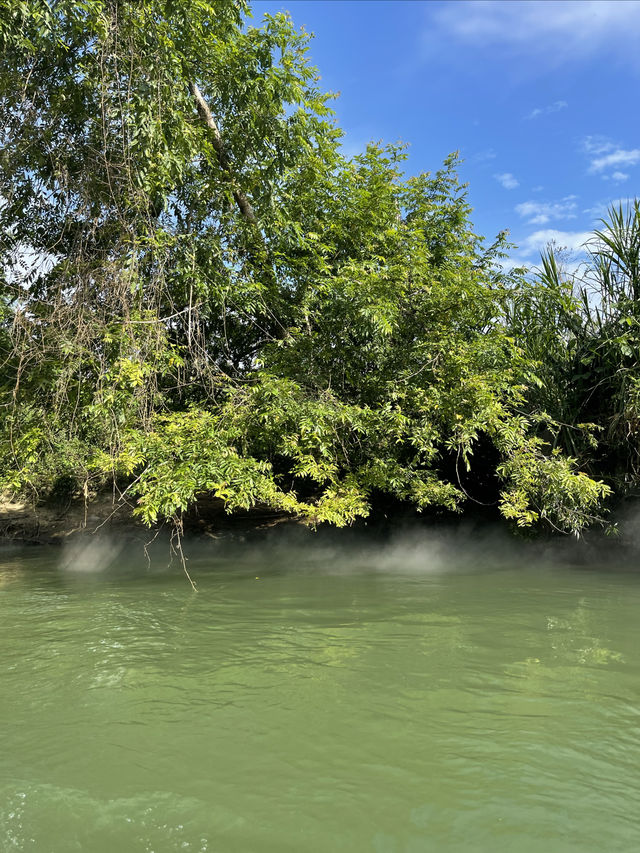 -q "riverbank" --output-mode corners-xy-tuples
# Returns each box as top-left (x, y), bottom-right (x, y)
(2, 491), (640, 565)
(0, 496), (140, 545)
(0, 494), (303, 546)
